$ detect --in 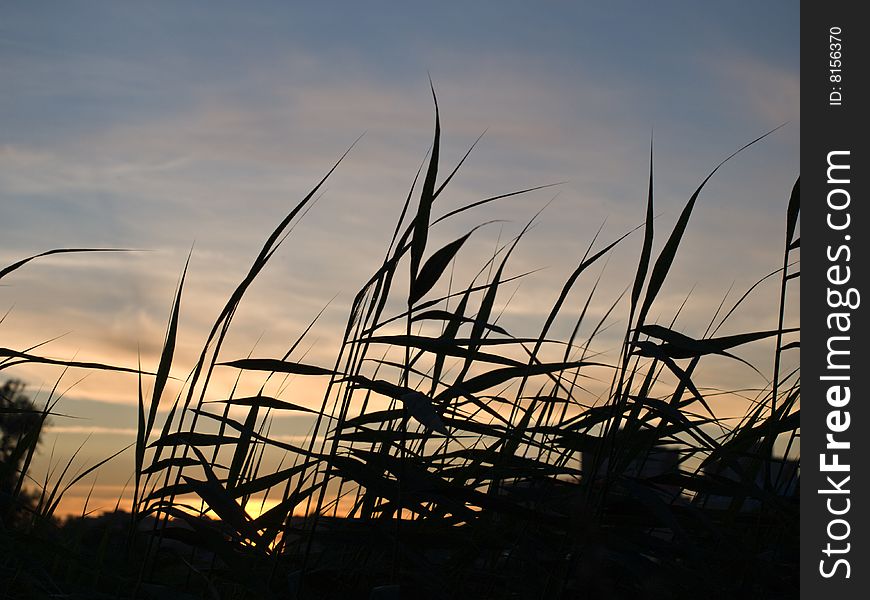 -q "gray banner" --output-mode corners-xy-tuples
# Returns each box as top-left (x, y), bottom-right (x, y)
(802, 2), (869, 596)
